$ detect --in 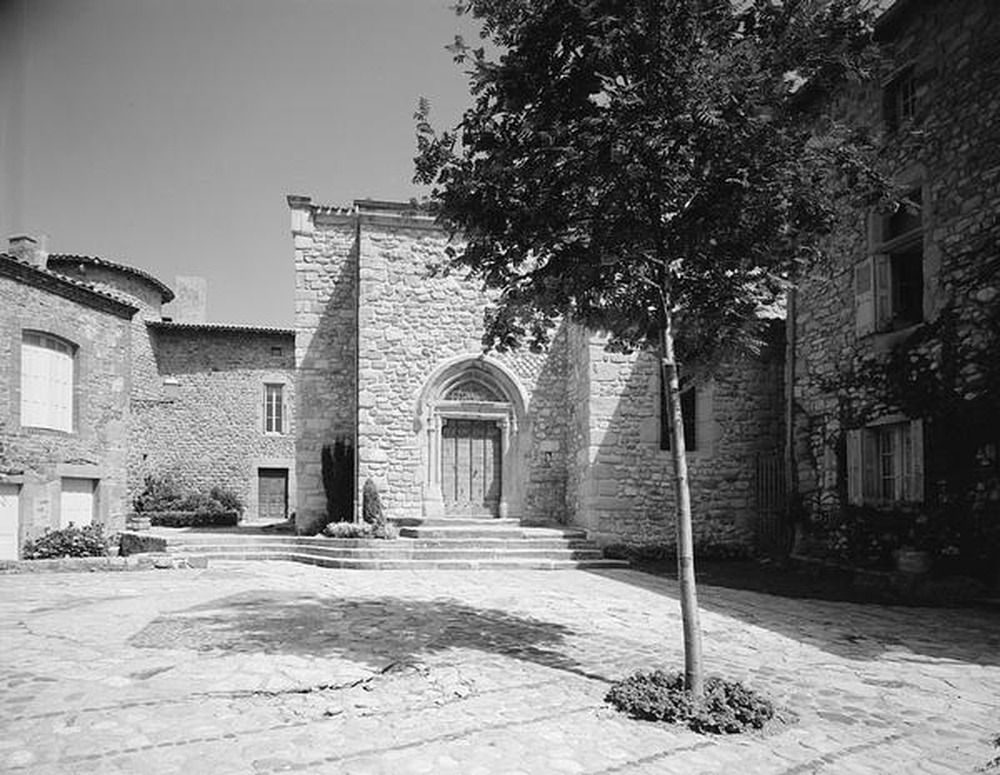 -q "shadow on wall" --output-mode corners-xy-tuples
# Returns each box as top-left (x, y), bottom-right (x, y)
(585, 567), (1000, 667)
(296, 237), (360, 533)
(579, 331), (784, 548)
(129, 591), (608, 682)
(521, 321), (571, 523)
